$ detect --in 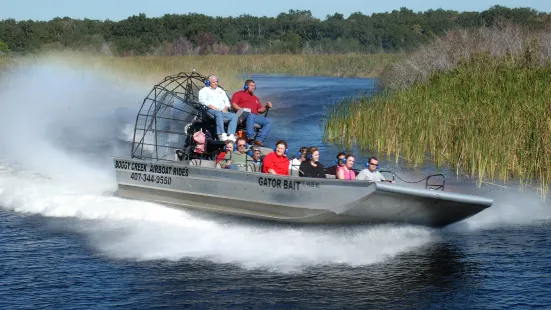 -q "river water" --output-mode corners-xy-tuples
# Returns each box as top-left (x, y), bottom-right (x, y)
(0, 62), (550, 309)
